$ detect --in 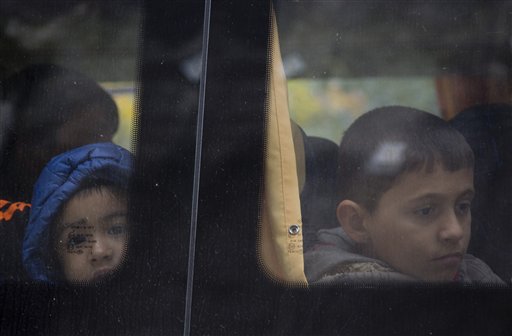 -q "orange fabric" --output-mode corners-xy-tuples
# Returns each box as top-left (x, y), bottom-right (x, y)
(0, 200), (31, 221)
(259, 9), (307, 284)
